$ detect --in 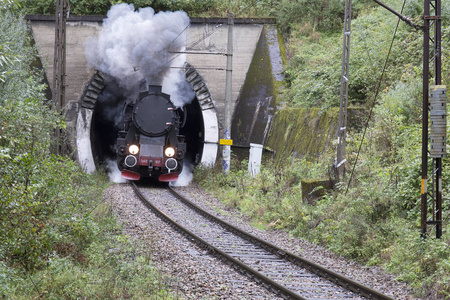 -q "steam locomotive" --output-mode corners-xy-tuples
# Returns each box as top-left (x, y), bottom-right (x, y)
(115, 85), (186, 182)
